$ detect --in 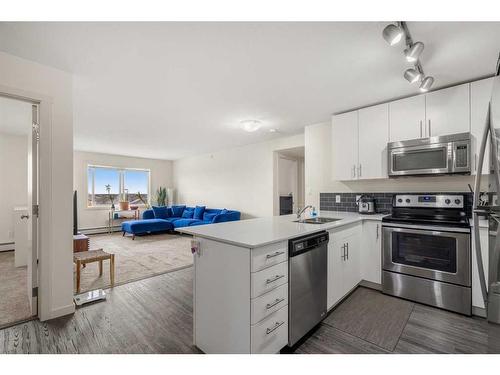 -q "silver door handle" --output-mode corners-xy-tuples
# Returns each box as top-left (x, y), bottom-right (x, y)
(266, 251), (284, 259)
(266, 320), (285, 334)
(266, 274), (285, 284)
(266, 321), (285, 335)
(21, 214), (30, 220)
(420, 120), (423, 138)
(266, 298), (285, 309)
